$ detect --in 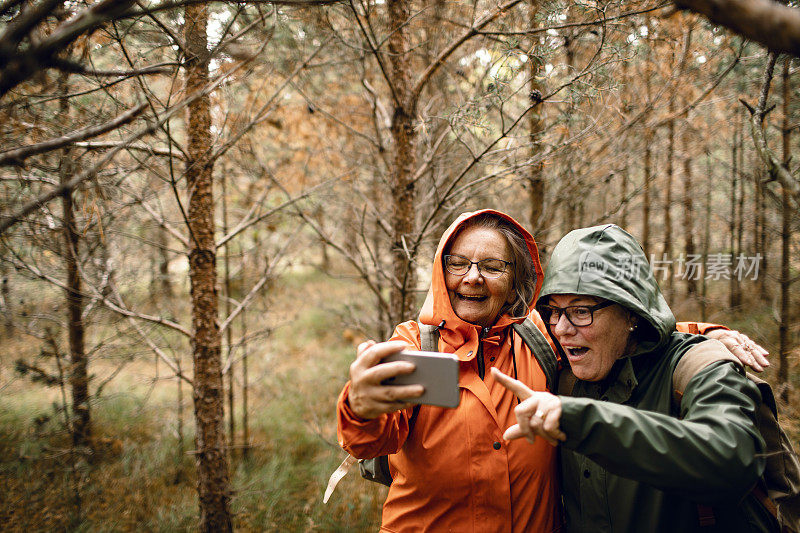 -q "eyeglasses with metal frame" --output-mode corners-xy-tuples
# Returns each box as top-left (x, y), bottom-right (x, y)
(444, 254), (512, 279)
(536, 301), (615, 327)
